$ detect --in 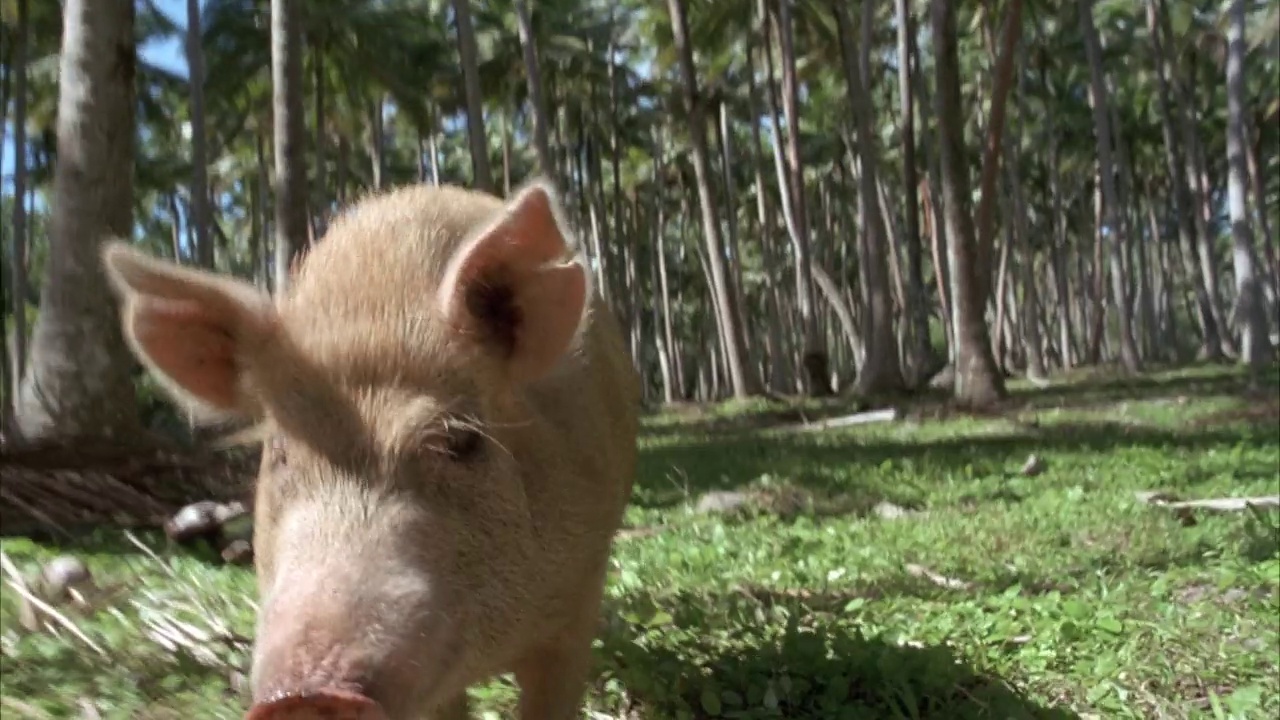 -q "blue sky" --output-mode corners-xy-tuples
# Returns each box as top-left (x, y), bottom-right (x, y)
(2, 0), (190, 189)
